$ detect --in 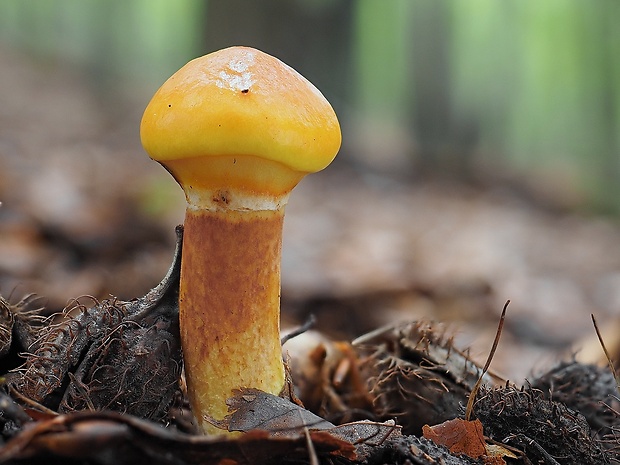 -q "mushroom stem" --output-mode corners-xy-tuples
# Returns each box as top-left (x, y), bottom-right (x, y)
(181, 203), (286, 434)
